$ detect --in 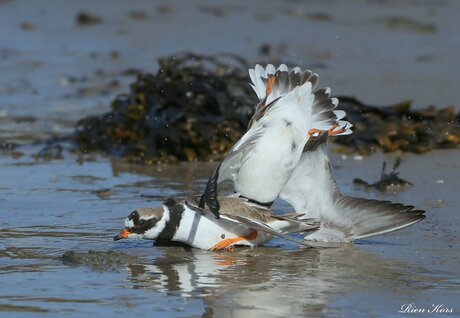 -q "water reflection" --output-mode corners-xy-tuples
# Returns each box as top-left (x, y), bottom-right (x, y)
(123, 245), (423, 317)
(2, 154), (457, 316)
